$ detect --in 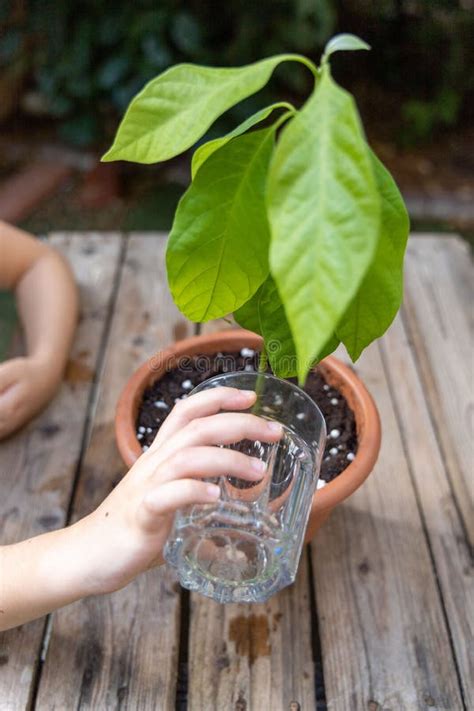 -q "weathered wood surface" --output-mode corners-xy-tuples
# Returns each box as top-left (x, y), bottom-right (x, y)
(35, 234), (193, 710)
(381, 313), (473, 705)
(186, 328), (317, 711)
(0, 233), (122, 711)
(403, 236), (473, 546)
(187, 552), (316, 711)
(0, 232), (471, 711)
(312, 337), (464, 710)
